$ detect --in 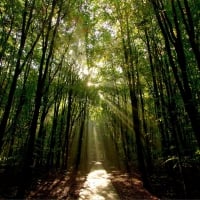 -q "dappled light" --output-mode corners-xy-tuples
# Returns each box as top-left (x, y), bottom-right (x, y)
(26, 170), (86, 200)
(110, 171), (158, 200)
(27, 172), (71, 199)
